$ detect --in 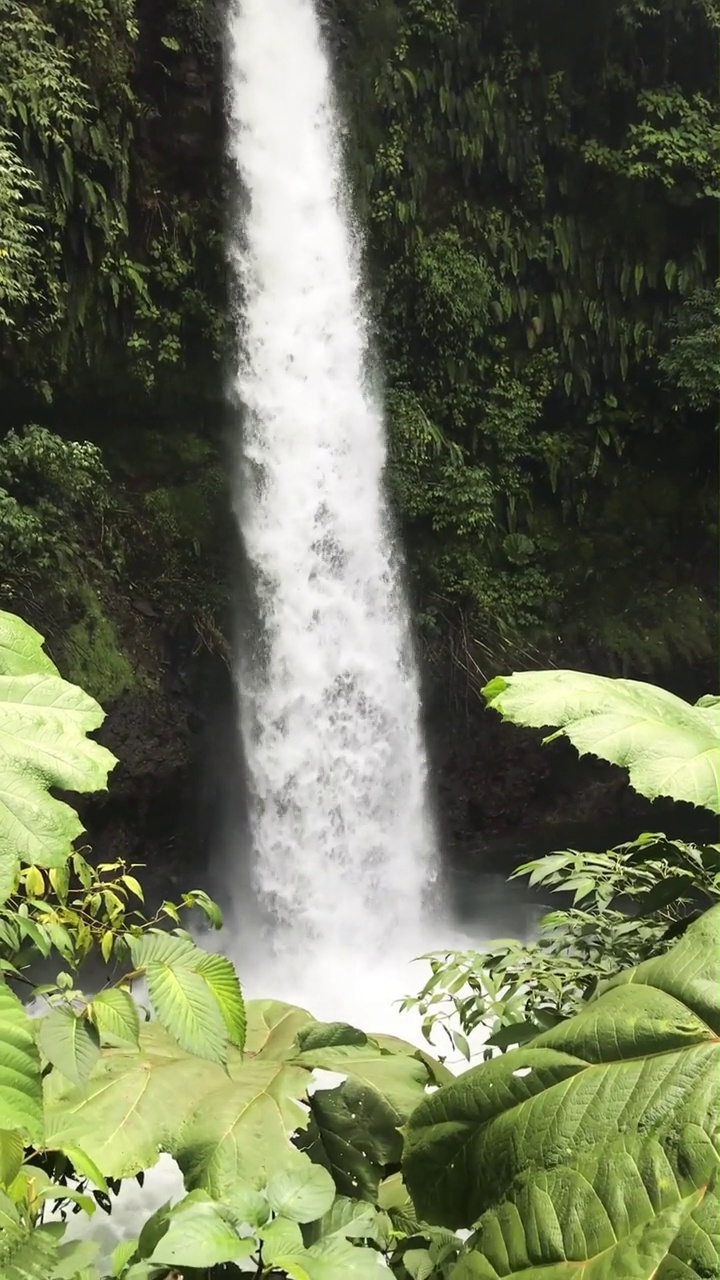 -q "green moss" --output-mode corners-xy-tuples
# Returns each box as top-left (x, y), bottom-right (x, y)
(143, 472), (221, 546)
(60, 584), (137, 707)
